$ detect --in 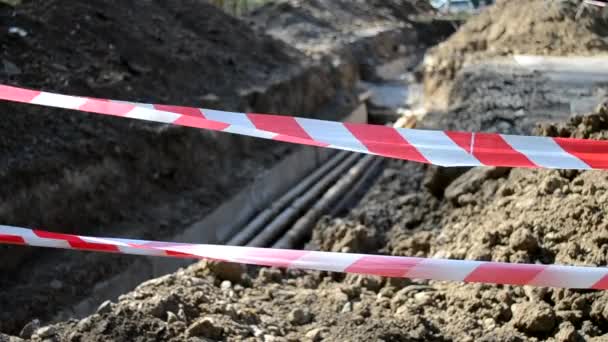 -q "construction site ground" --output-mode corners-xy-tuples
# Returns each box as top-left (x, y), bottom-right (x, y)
(2, 0), (608, 341)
